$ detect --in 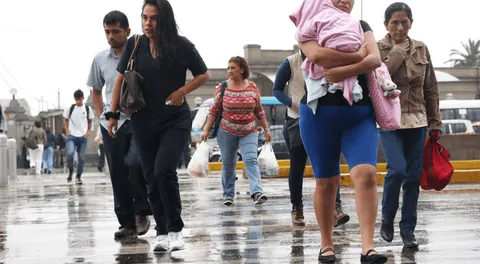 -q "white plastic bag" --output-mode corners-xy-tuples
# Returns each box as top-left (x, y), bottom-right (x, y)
(258, 143), (279, 177)
(187, 141), (210, 177)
